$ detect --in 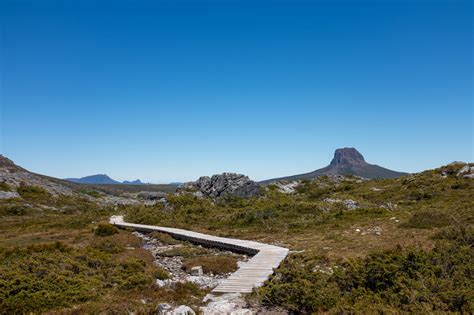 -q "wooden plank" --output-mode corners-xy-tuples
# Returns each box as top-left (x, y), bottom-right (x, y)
(110, 215), (289, 294)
